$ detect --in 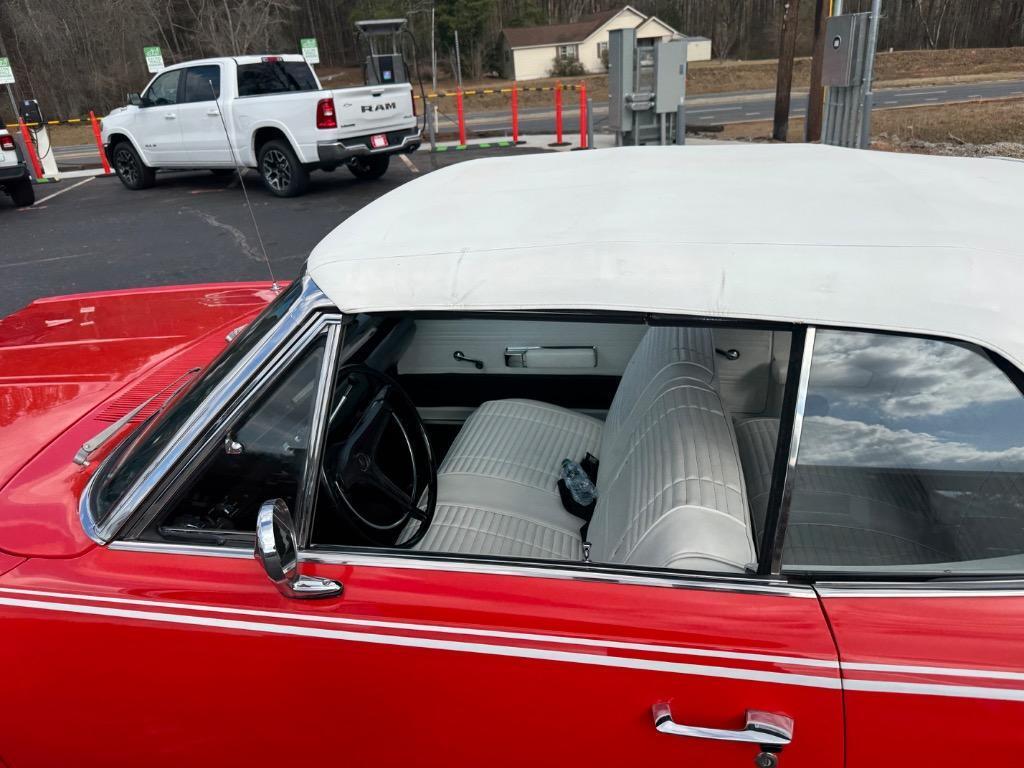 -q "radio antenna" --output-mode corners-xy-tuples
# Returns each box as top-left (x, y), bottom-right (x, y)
(208, 78), (279, 292)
